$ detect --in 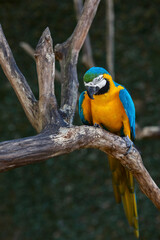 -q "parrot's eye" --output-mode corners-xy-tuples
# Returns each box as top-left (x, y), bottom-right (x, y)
(84, 81), (94, 87)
